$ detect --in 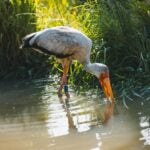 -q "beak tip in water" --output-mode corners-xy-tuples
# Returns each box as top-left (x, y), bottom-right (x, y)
(99, 73), (114, 102)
